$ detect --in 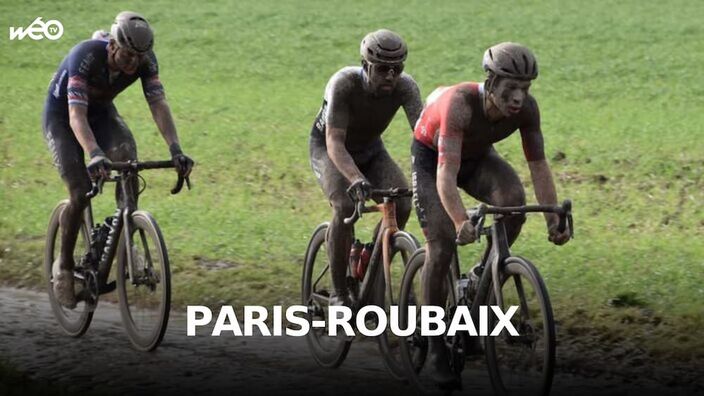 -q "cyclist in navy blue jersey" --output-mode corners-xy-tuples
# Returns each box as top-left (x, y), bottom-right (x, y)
(43, 11), (193, 308)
